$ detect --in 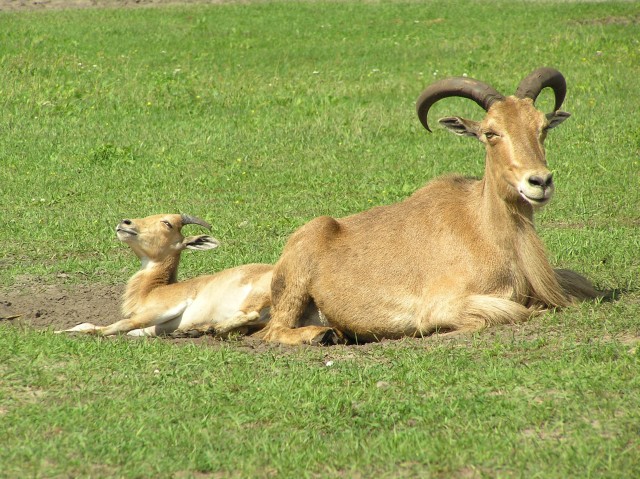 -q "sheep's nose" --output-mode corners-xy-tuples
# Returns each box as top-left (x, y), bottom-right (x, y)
(122, 219), (132, 226)
(527, 173), (553, 189)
